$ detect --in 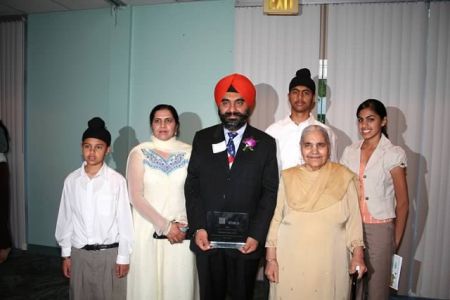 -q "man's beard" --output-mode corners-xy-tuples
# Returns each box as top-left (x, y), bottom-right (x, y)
(219, 109), (250, 131)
